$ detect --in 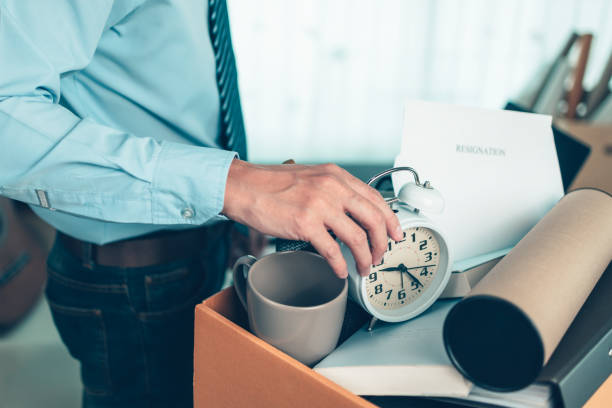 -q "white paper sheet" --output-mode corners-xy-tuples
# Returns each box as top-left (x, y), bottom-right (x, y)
(392, 100), (564, 267)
